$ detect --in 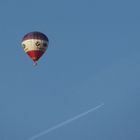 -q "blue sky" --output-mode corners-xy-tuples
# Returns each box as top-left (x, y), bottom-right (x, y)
(0, 0), (140, 140)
